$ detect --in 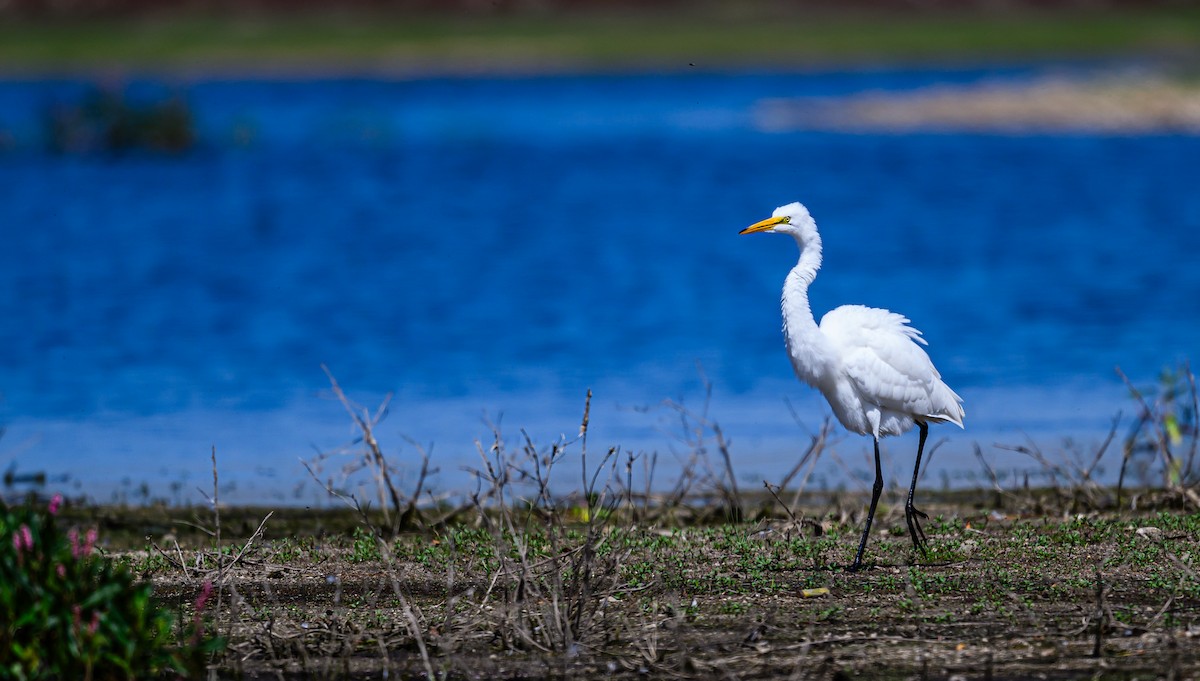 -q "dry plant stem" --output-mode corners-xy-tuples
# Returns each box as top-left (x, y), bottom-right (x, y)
(1117, 407), (1152, 509)
(713, 421), (741, 520)
(782, 404), (843, 500)
(465, 392), (632, 660)
(1114, 364), (1200, 509)
(525, 433), (575, 653)
(212, 445), (221, 567)
(146, 538), (188, 575)
(919, 438), (947, 484)
(701, 370), (742, 519)
(172, 537), (189, 578)
(994, 427), (1113, 509)
(642, 451), (657, 514)
(310, 365), (437, 533)
(996, 437), (1063, 489)
(397, 436), (435, 531)
(377, 539), (435, 681)
(299, 459), (376, 535)
(1184, 363), (1199, 483)
(779, 417), (828, 487)
(826, 447), (863, 500)
(580, 388), (591, 502)
(973, 442), (1033, 511)
(663, 371), (743, 520)
(973, 443), (1003, 495)
(1084, 416), (1120, 483)
(173, 518), (217, 538)
(785, 419), (832, 510)
(211, 445), (227, 648)
(210, 512), (273, 584)
(658, 451), (698, 516)
(1145, 574), (1184, 632)
(619, 450), (665, 522)
(300, 457), (435, 679)
(764, 481), (799, 525)
(1117, 366), (1176, 485)
(623, 451), (636, 517)
(1092, 567), (1106, 658)
(321, 363), (407, 533)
